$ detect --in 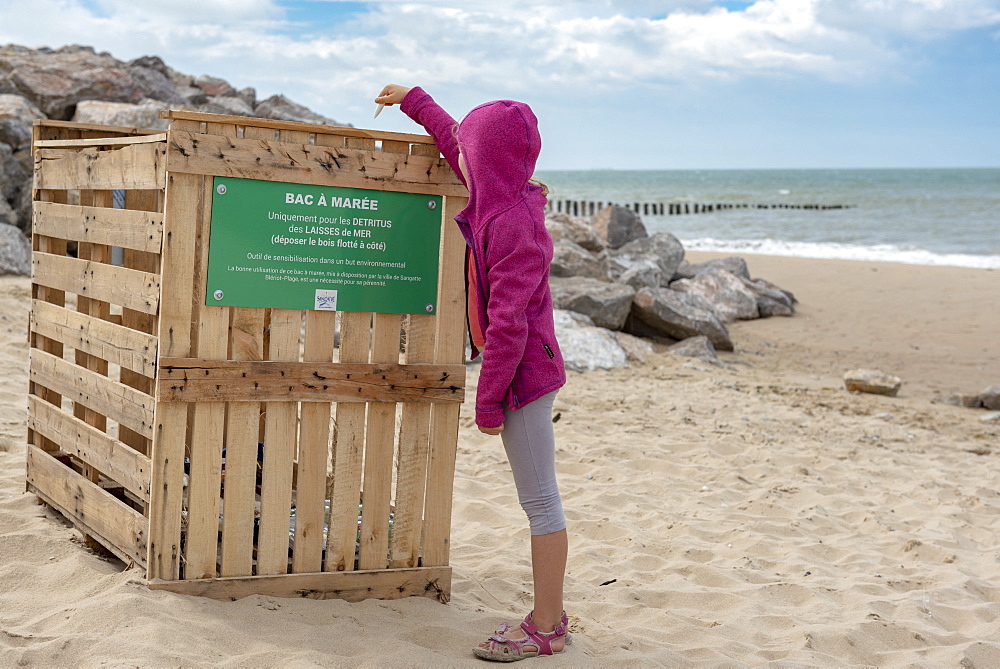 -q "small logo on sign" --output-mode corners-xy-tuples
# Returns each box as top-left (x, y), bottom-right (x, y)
(315, 289), (338, 311)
